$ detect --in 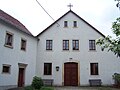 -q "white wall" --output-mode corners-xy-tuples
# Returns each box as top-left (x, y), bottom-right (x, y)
(0, 22), (37, 87)
(36, 12), (120, 86)
(0, 11), (119, 87)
